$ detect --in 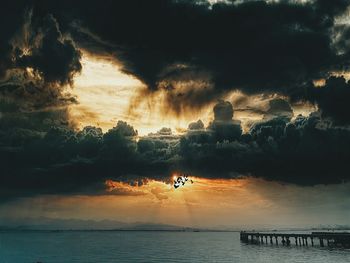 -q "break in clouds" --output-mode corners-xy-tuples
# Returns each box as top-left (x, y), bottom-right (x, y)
(1, 0), (350, 200)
